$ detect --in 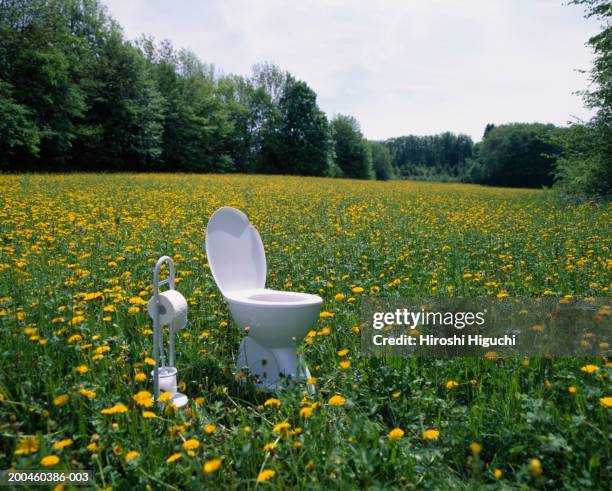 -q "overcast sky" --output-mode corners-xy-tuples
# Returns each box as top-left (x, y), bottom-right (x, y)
(104, 0), (600, 142)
